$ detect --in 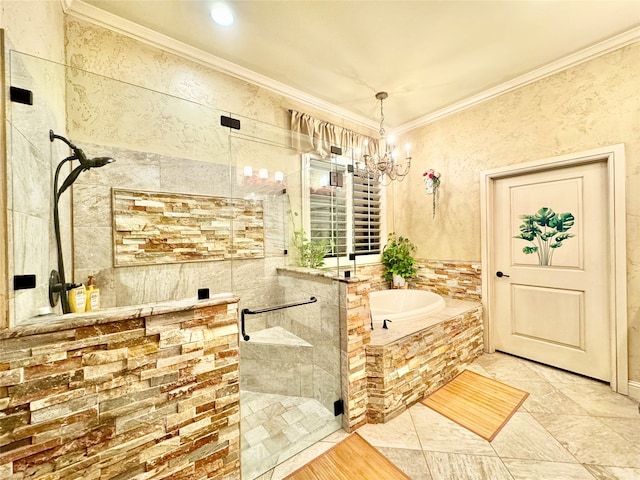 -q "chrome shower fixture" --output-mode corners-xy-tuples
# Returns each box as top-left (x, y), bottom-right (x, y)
(48, 130), (115, 313)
